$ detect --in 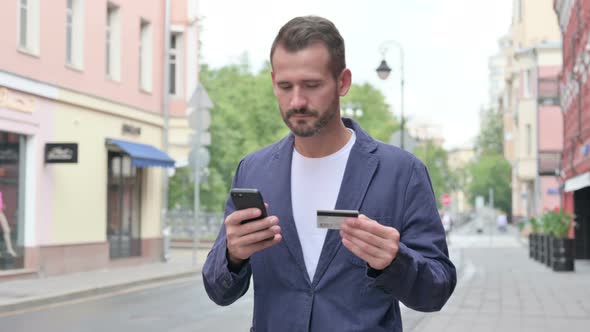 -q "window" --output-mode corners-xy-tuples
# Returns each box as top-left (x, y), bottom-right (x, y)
(523, 69), (533, 98)
(106, 3), (121, 81)
(0, 131), (26, 270)
(169, 33), (184, 96)
(66, 0), (84, 68)
(18, 0), (40, 55)
(516, 0), (523, 23)
(526, 124), (532, 155)
(139, 20), (152, 92)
